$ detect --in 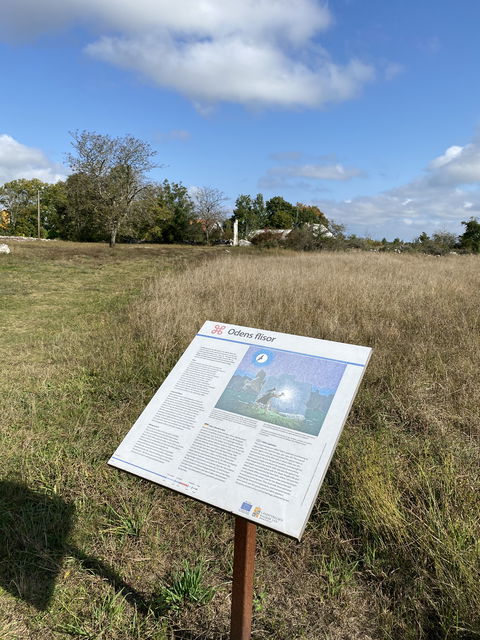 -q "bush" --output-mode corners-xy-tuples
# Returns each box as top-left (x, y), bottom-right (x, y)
(250, 230), (284, 248)
(285, 227), (346, 251)
(284, 227), (317, 250)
